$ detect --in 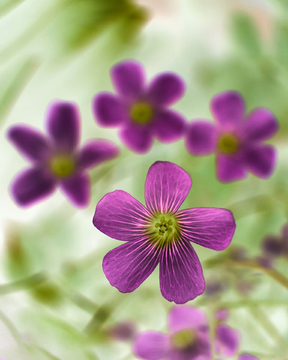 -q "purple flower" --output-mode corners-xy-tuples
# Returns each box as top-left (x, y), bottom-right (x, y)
(92, 60), (186, 154)
(185, 91), (278, 182)
(238, 355), (260, 360)
(7, 101), (119, 208)
(132, 306), (212, 360)
(93, 161), (236, 304)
